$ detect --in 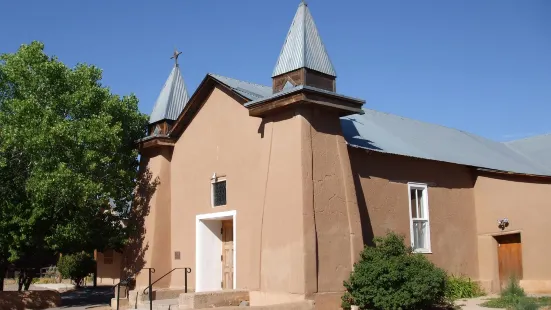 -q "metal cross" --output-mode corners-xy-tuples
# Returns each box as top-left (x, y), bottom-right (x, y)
(171, 49), (182, 66)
